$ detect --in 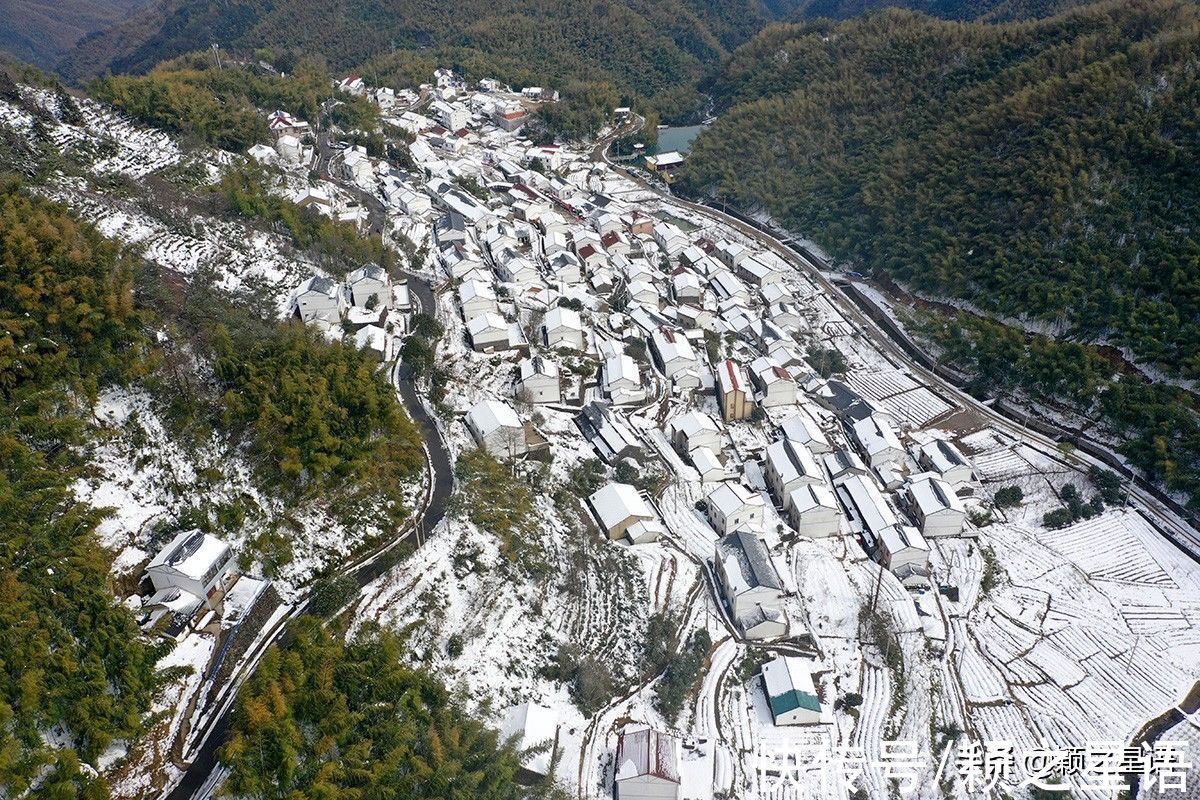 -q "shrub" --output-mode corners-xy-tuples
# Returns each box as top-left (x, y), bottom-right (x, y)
(994, 485), (1024, 508)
